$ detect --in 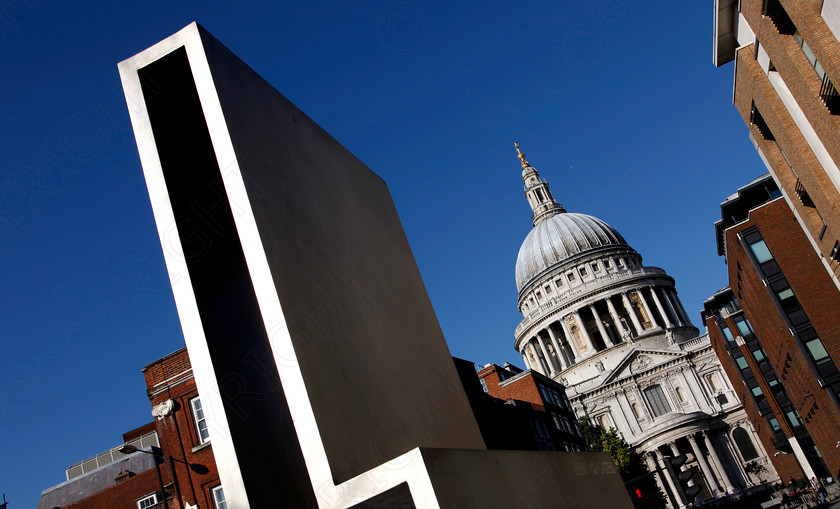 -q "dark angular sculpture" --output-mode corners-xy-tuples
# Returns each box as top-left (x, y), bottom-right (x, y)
(119, 23), (631, 508)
